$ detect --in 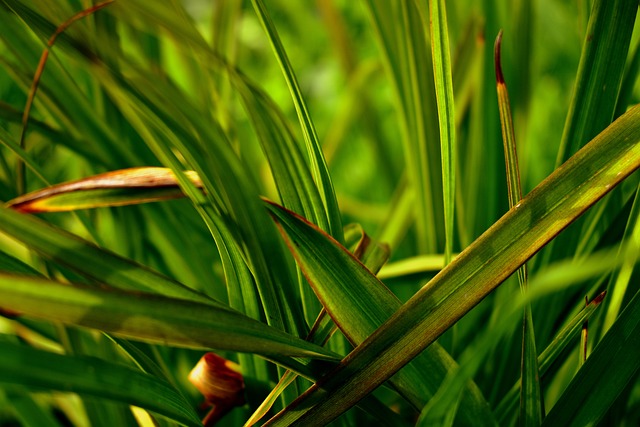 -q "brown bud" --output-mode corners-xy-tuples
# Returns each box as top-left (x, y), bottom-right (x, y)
(188, 353), (245, 426)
